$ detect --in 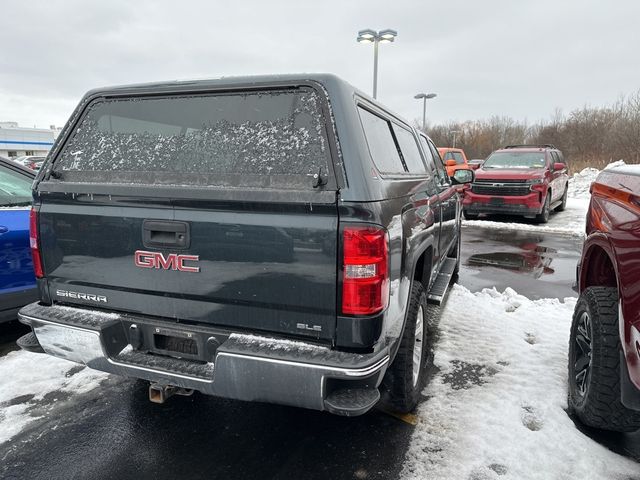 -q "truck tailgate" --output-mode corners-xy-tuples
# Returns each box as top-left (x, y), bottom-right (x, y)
(39, 193), (338, 341)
